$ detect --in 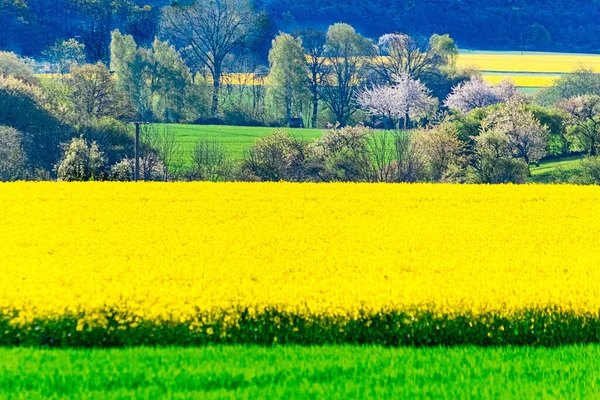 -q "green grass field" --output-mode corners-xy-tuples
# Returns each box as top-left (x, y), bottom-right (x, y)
(1, 345), (598, 399)
(157, 124), (323, 161)
(529, 155), (584, 183)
